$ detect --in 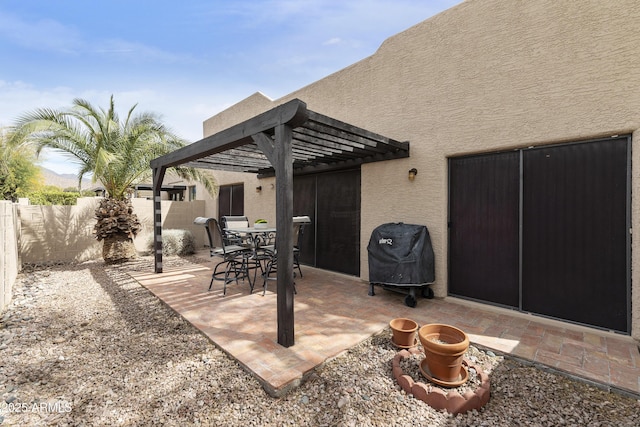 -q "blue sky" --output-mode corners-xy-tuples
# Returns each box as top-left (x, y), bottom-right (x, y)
(0, 0), (460, 175)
